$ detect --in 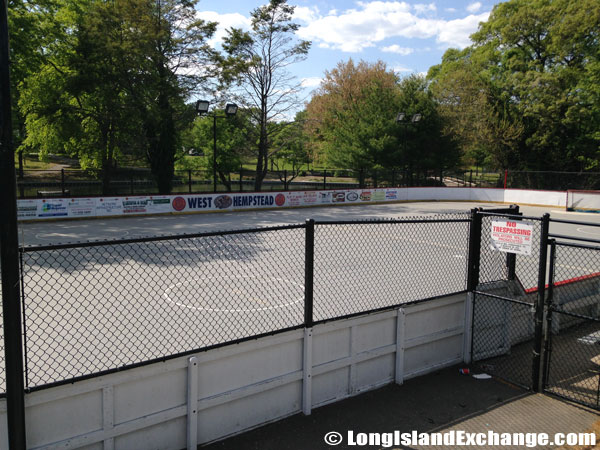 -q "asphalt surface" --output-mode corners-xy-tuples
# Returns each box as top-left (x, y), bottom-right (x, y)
(2, 201), (600, 393)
